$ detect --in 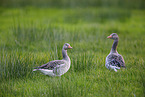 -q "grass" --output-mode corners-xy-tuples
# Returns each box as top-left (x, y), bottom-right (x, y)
(0, 6), (145, 97)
